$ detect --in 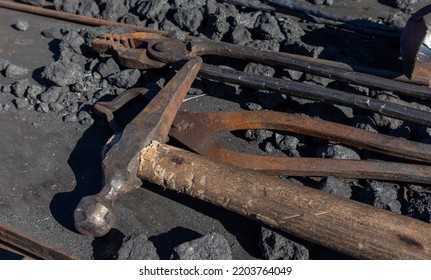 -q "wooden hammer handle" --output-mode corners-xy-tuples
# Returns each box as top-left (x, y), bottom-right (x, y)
(138, 141), (431, 259)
